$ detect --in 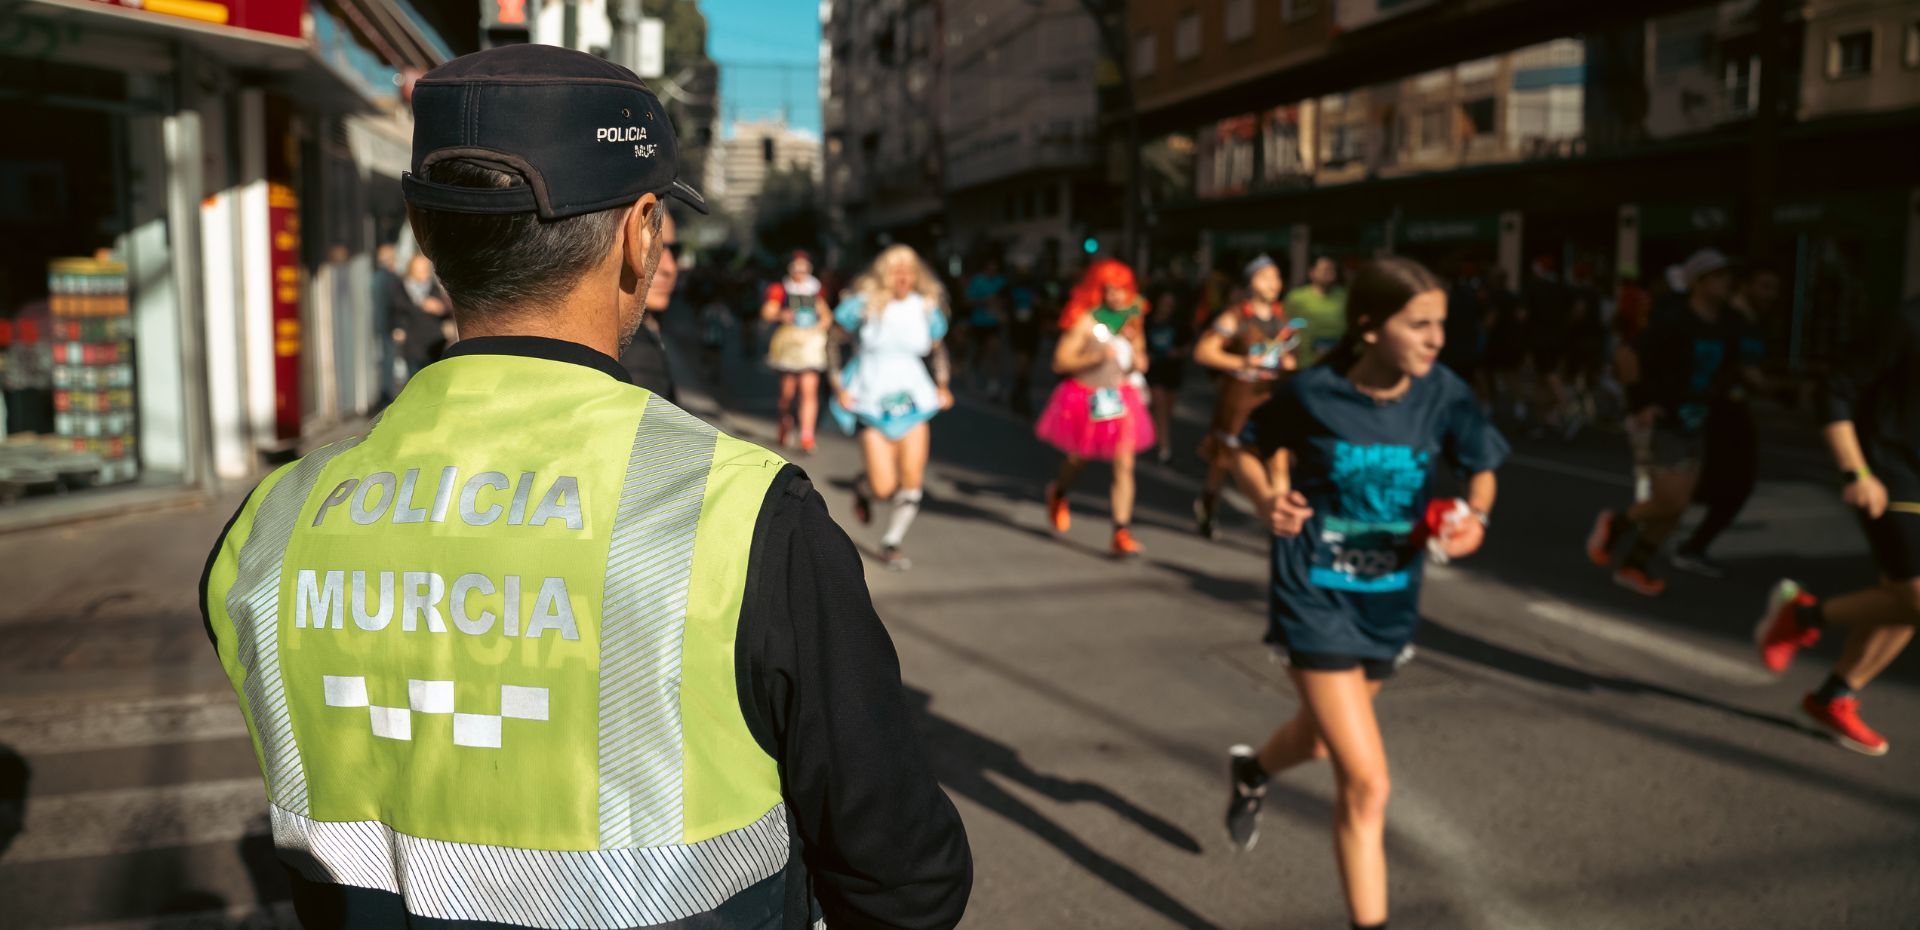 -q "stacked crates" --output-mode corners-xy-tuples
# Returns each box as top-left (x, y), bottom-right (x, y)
(48, 257), (137, 485)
